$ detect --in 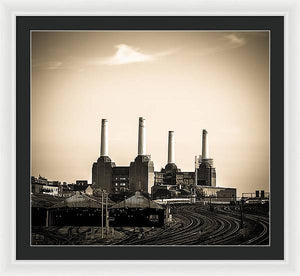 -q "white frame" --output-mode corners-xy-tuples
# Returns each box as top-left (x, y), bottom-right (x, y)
(0, 0), (299, 275)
